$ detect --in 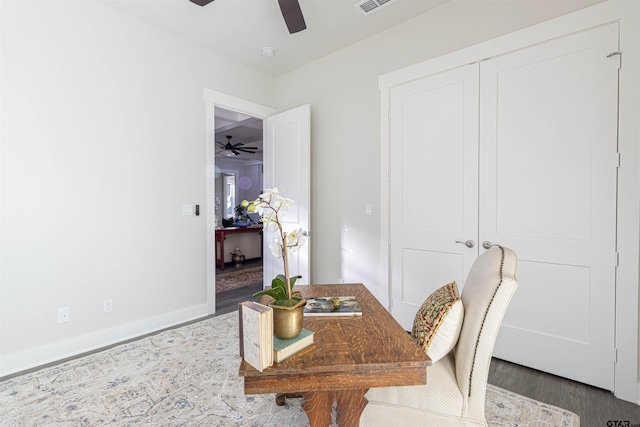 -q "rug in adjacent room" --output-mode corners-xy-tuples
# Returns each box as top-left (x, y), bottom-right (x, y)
(216, 266), (263, 293)
(0, 311), (580, 427)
